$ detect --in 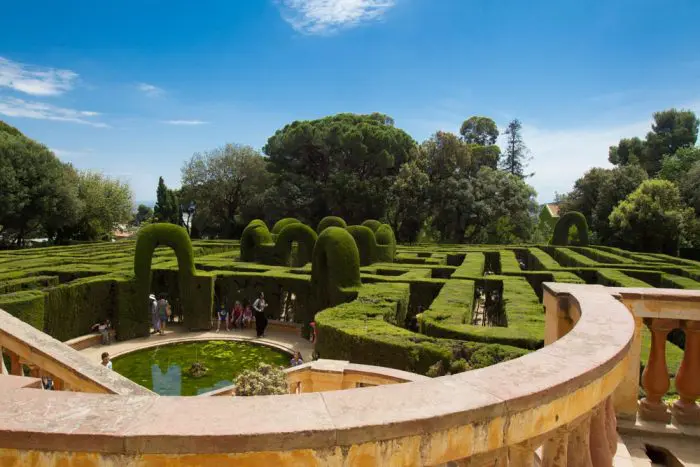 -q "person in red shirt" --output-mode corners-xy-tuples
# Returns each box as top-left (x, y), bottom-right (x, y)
(232, 301), (243, 330)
